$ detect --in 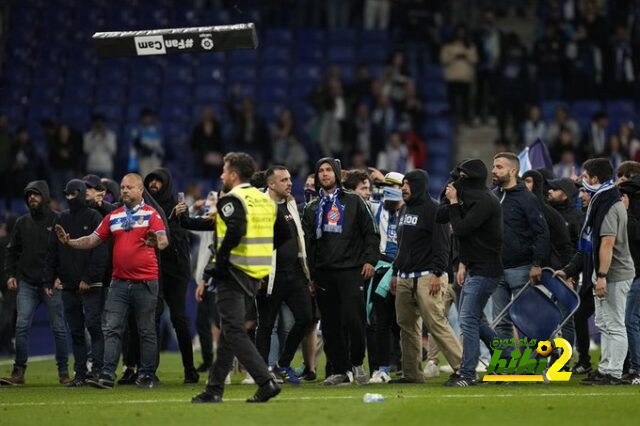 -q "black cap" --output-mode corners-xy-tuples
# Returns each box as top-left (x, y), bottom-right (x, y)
(82, 174), (106, 191)
(64, 179), (87, 196)
(548, 178), (578, 200)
